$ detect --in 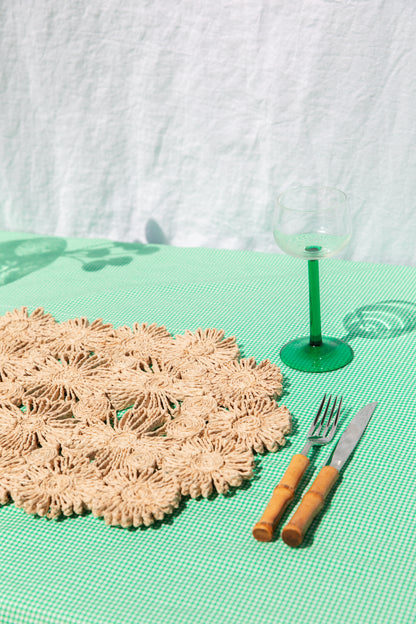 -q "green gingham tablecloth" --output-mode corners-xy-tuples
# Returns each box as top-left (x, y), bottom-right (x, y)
(0, 230), (415, 624)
